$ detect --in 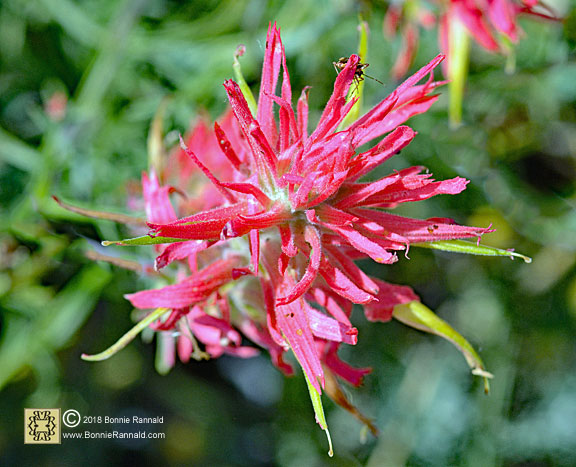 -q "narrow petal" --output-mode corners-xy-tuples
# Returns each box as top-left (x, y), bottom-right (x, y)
(355, 209), (493, 243)
(297, 87), (310, 141)
(348, 54), (444, 147)
(323, 244), (379, 296)
(307, 307), (358, 344)
(223, 80), (278, 185)
(257, 22), (283, 145)
(452, 3), (499, 51)
(290, 171), (321, 209)
(125, 257), (243, 309)
(322, 342), (372, 387)
(142, 171), (177, 224)
(155, 240), (213, 270)
(278, 224), (298, 257)
(344, 173), (469, 208)
(310, 207), (397, 264)
(220, 182), (272, 207)
(319, 257), (376, 304)
(329, 223), (398, 264)
(149, 203), (247, 240)
(239, 320), (294, 375)
(307, 54), (359, 145)
(267, 92), (299, 151)
(260, 277), (288, 348)
(191, 308), (242, 346)
(214, 122), (246, 174)
(229, 202), (292, 236)
(346, 126), (416, 182)
(276, 225), (322, 306)
(333, 173), (402, 210)
(179, 136), (237, 203)
(276, 295), (325, 393)
(373, 95), (439, 141)
(308, 286), (352, 325)
(249, 229), (260, 275)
